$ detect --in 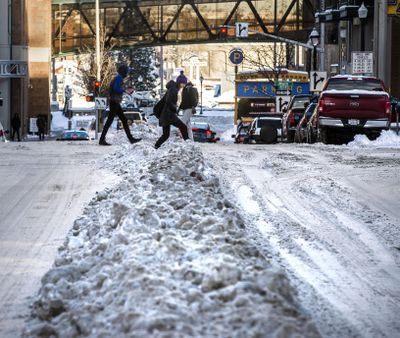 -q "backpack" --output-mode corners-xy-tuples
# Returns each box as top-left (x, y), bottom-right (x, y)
(151, 95), (166, 119)
(187, 86), (199, 107)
